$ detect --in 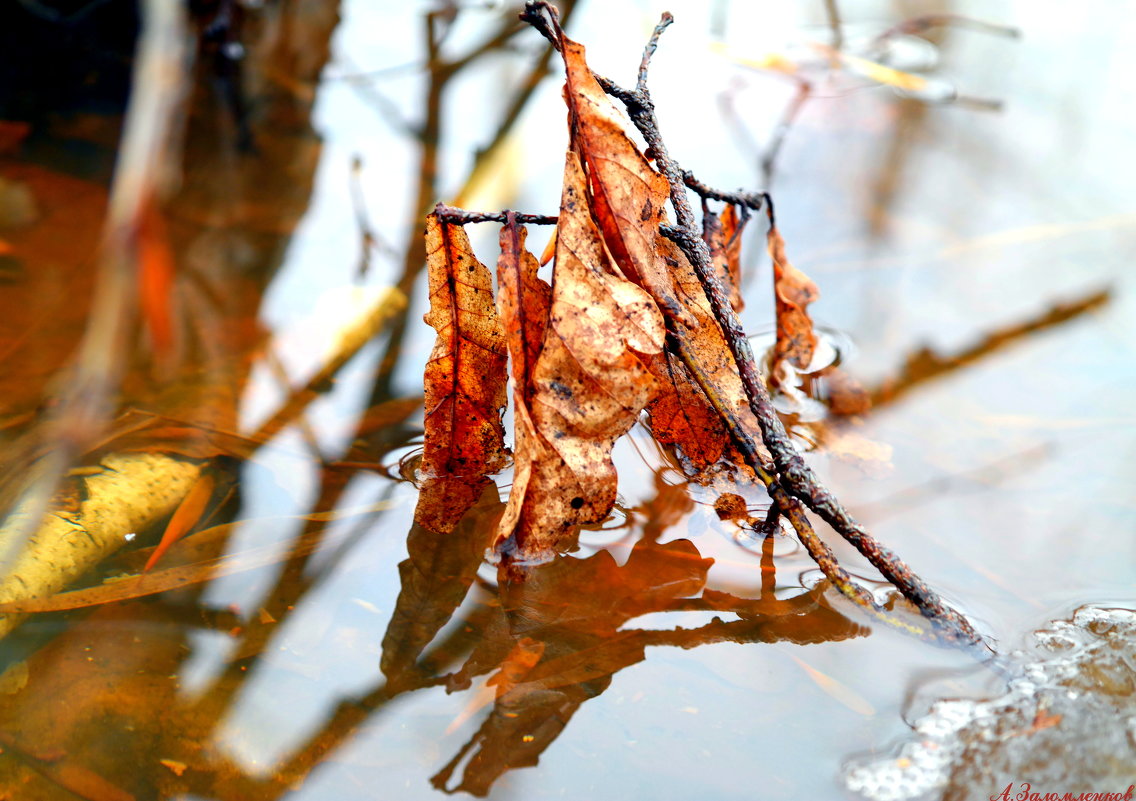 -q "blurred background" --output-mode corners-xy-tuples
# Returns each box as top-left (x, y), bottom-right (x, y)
(0, 1), (1133, 799)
